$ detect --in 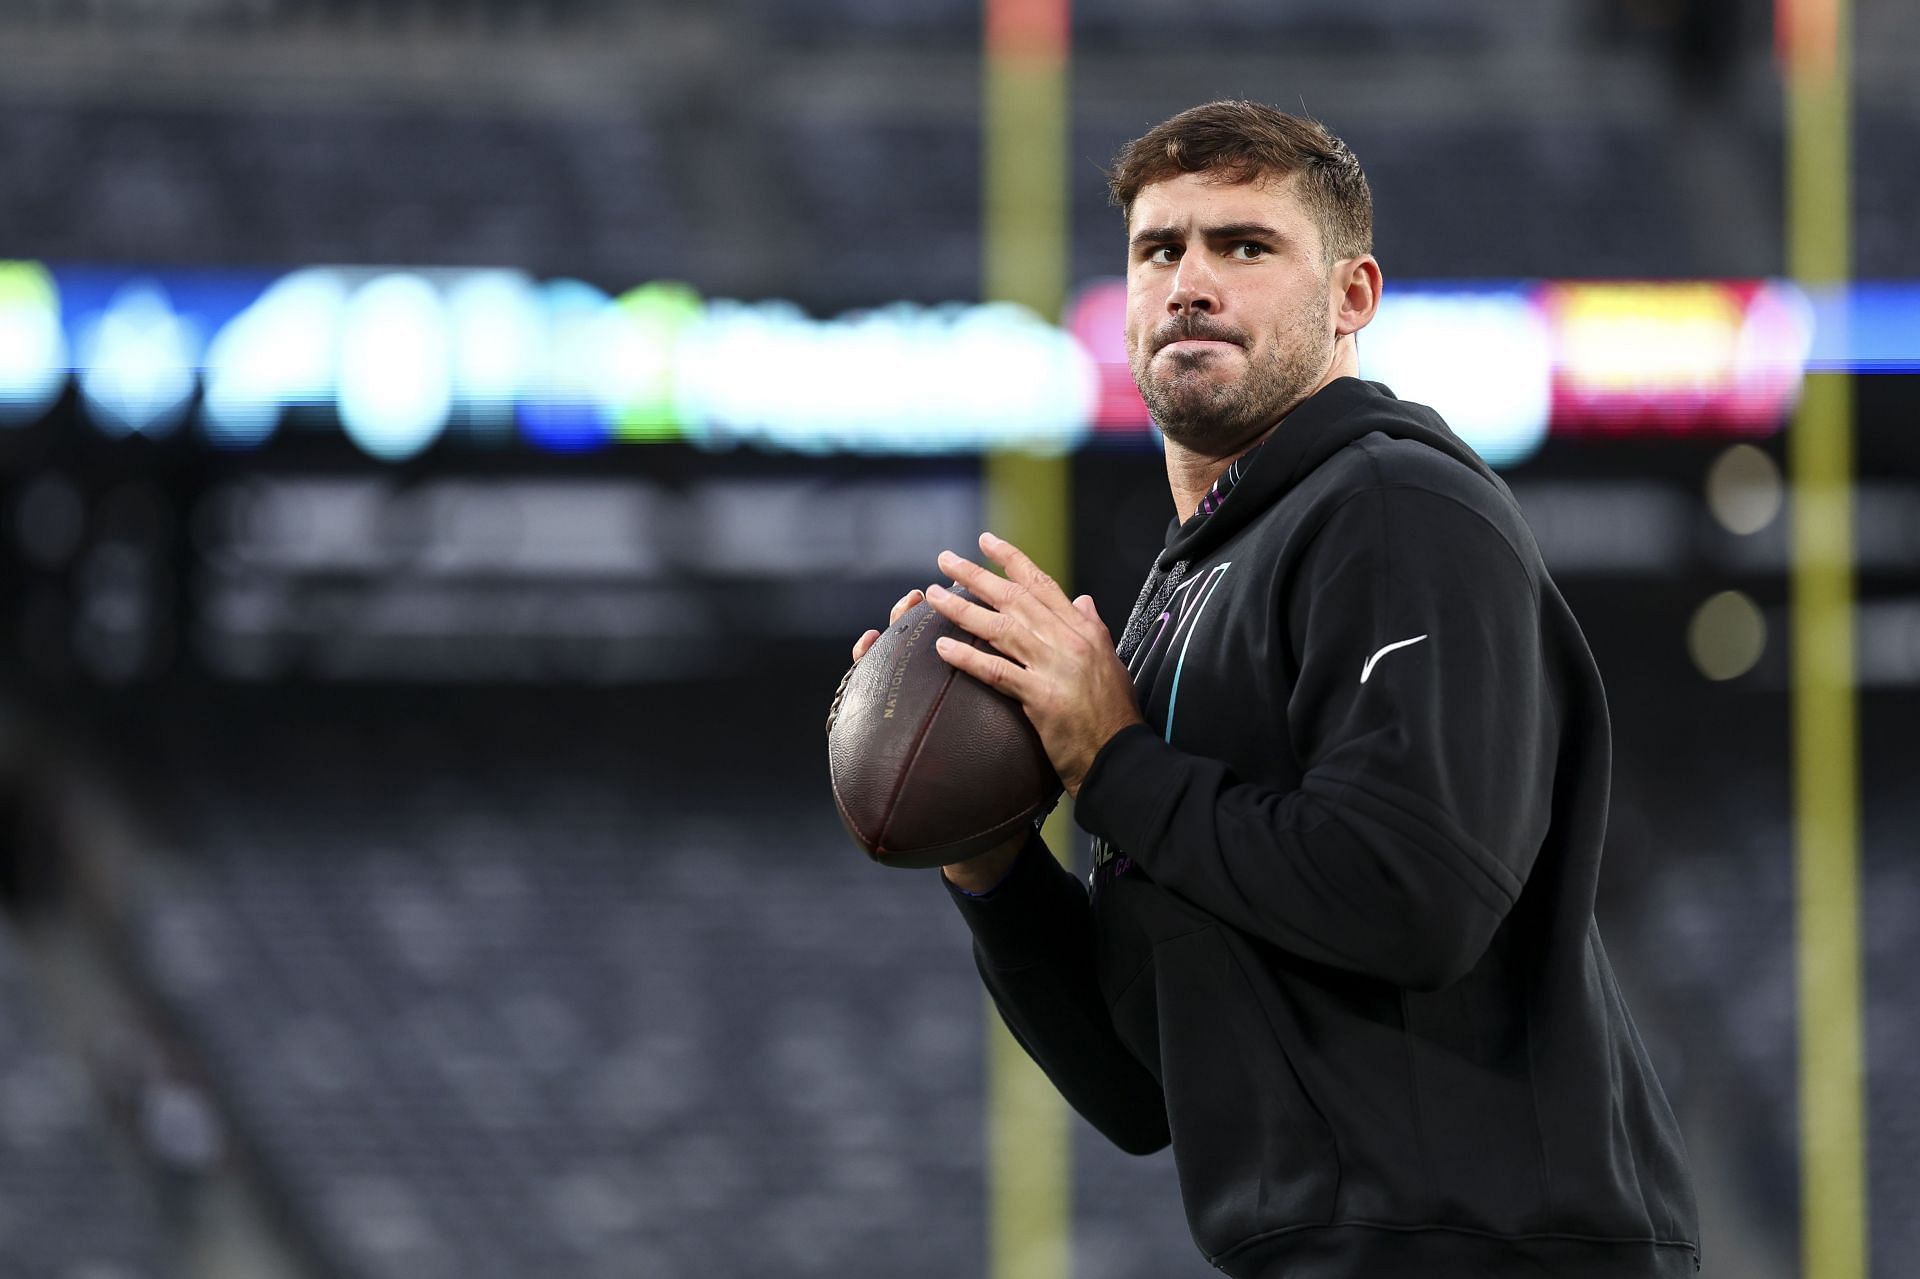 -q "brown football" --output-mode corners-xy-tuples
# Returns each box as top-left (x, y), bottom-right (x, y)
(827, 589), (1061, 868)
